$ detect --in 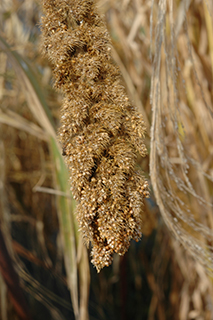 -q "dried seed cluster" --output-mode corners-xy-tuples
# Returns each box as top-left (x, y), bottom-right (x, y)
(41, 0), (149, 272)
